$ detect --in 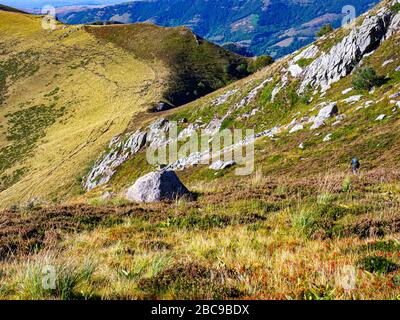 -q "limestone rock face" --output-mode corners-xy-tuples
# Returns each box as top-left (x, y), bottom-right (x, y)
(299, 7), (398, 93)
(84, 130), (147, 191)
(126, 171), (190, 203)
